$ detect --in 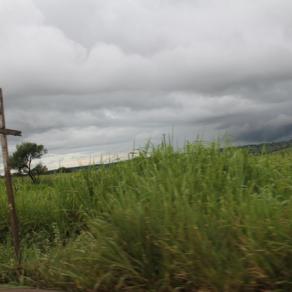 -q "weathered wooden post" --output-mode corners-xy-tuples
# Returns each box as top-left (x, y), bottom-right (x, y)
(0, 88), (21, 263)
